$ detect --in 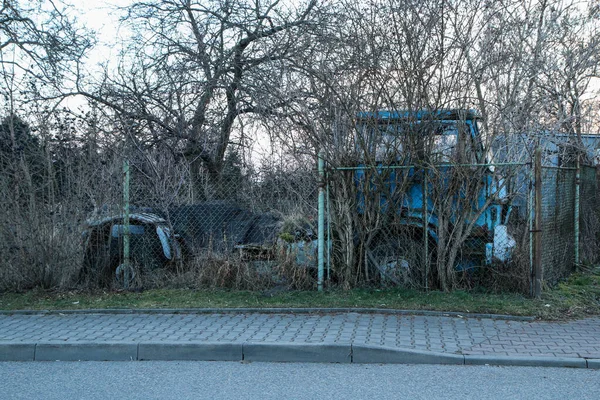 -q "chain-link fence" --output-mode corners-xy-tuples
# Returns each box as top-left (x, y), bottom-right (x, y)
(580, 165), (600, 266)
(79, 155), (321, 290)
(0, 138), (597, 295)
(539, 167), (577, 286)
(325, 159), (594, 295)
(325, 163), (532, 293)
(0, 136), (322, 291)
